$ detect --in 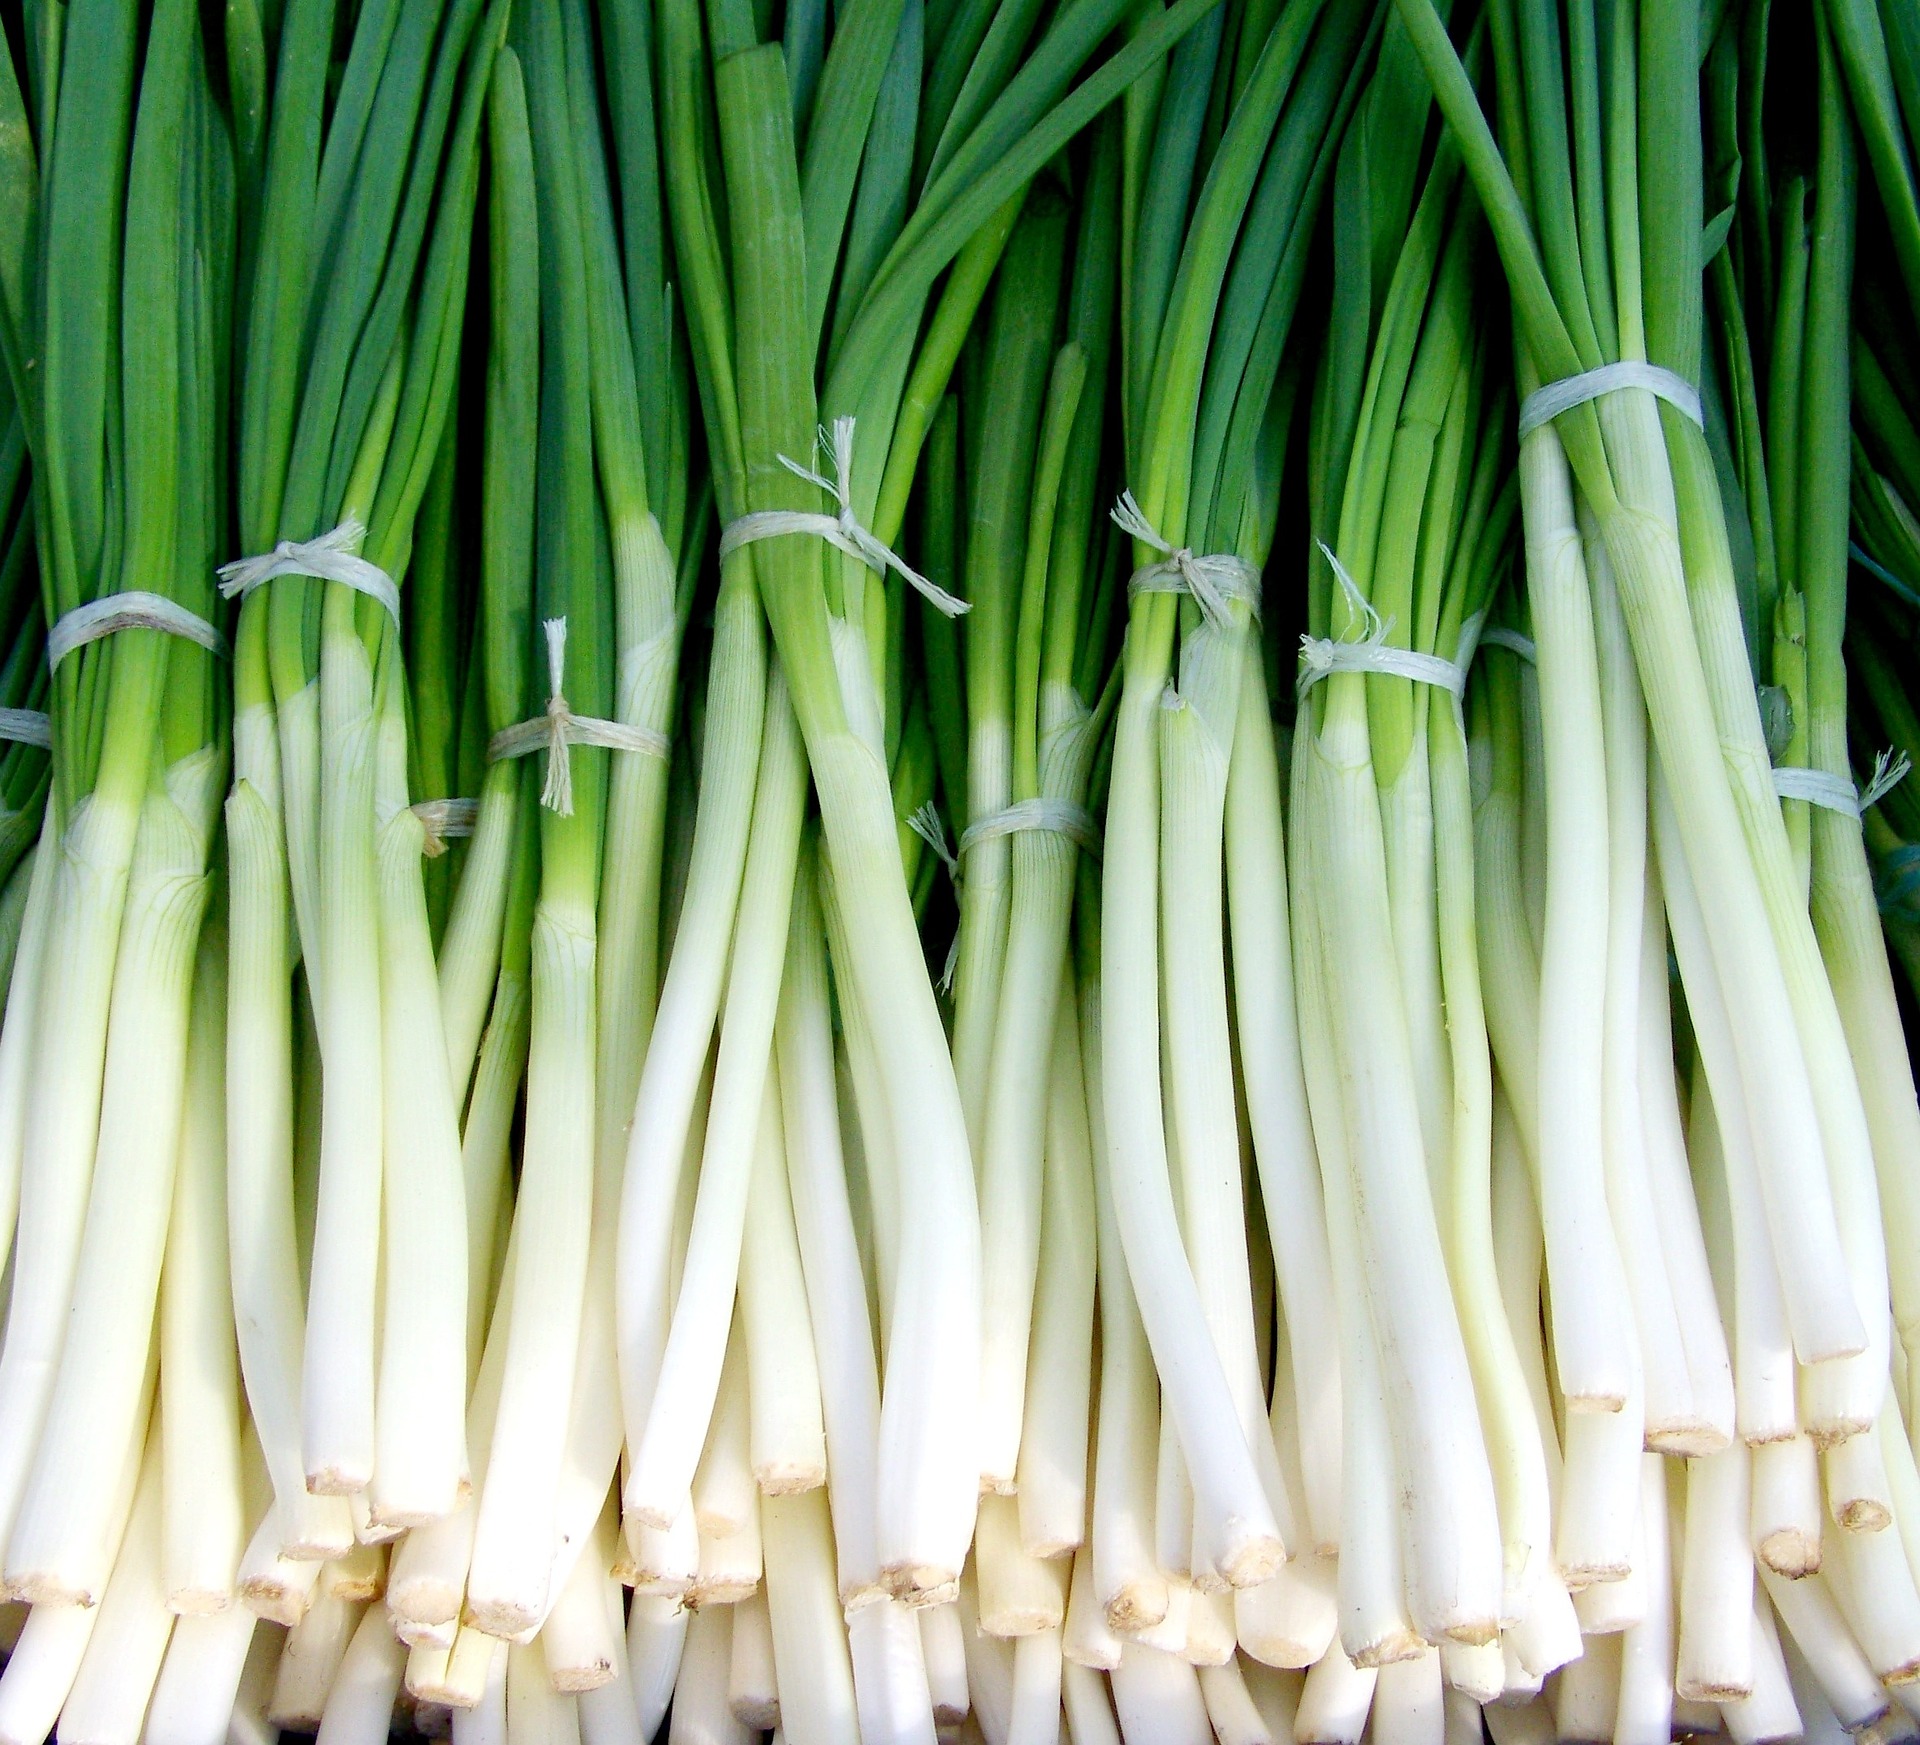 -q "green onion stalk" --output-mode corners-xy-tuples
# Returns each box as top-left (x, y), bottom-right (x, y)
(384, 46), (541, 1654)
(0, 0), (232, 1611)
(620, 0), (1227, 1637)
(1722, 2), (1920, 1594)
(1096, 0), (1365, 1606)
(1398, 0), (1889, 1452)
(1292, 115), (1511, 1651)
(0, 388), (53, 1272)
(937, 176), (1094, 1510)
(225, 0), (504, 1546)
(1828, 52), (1920, 1442)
